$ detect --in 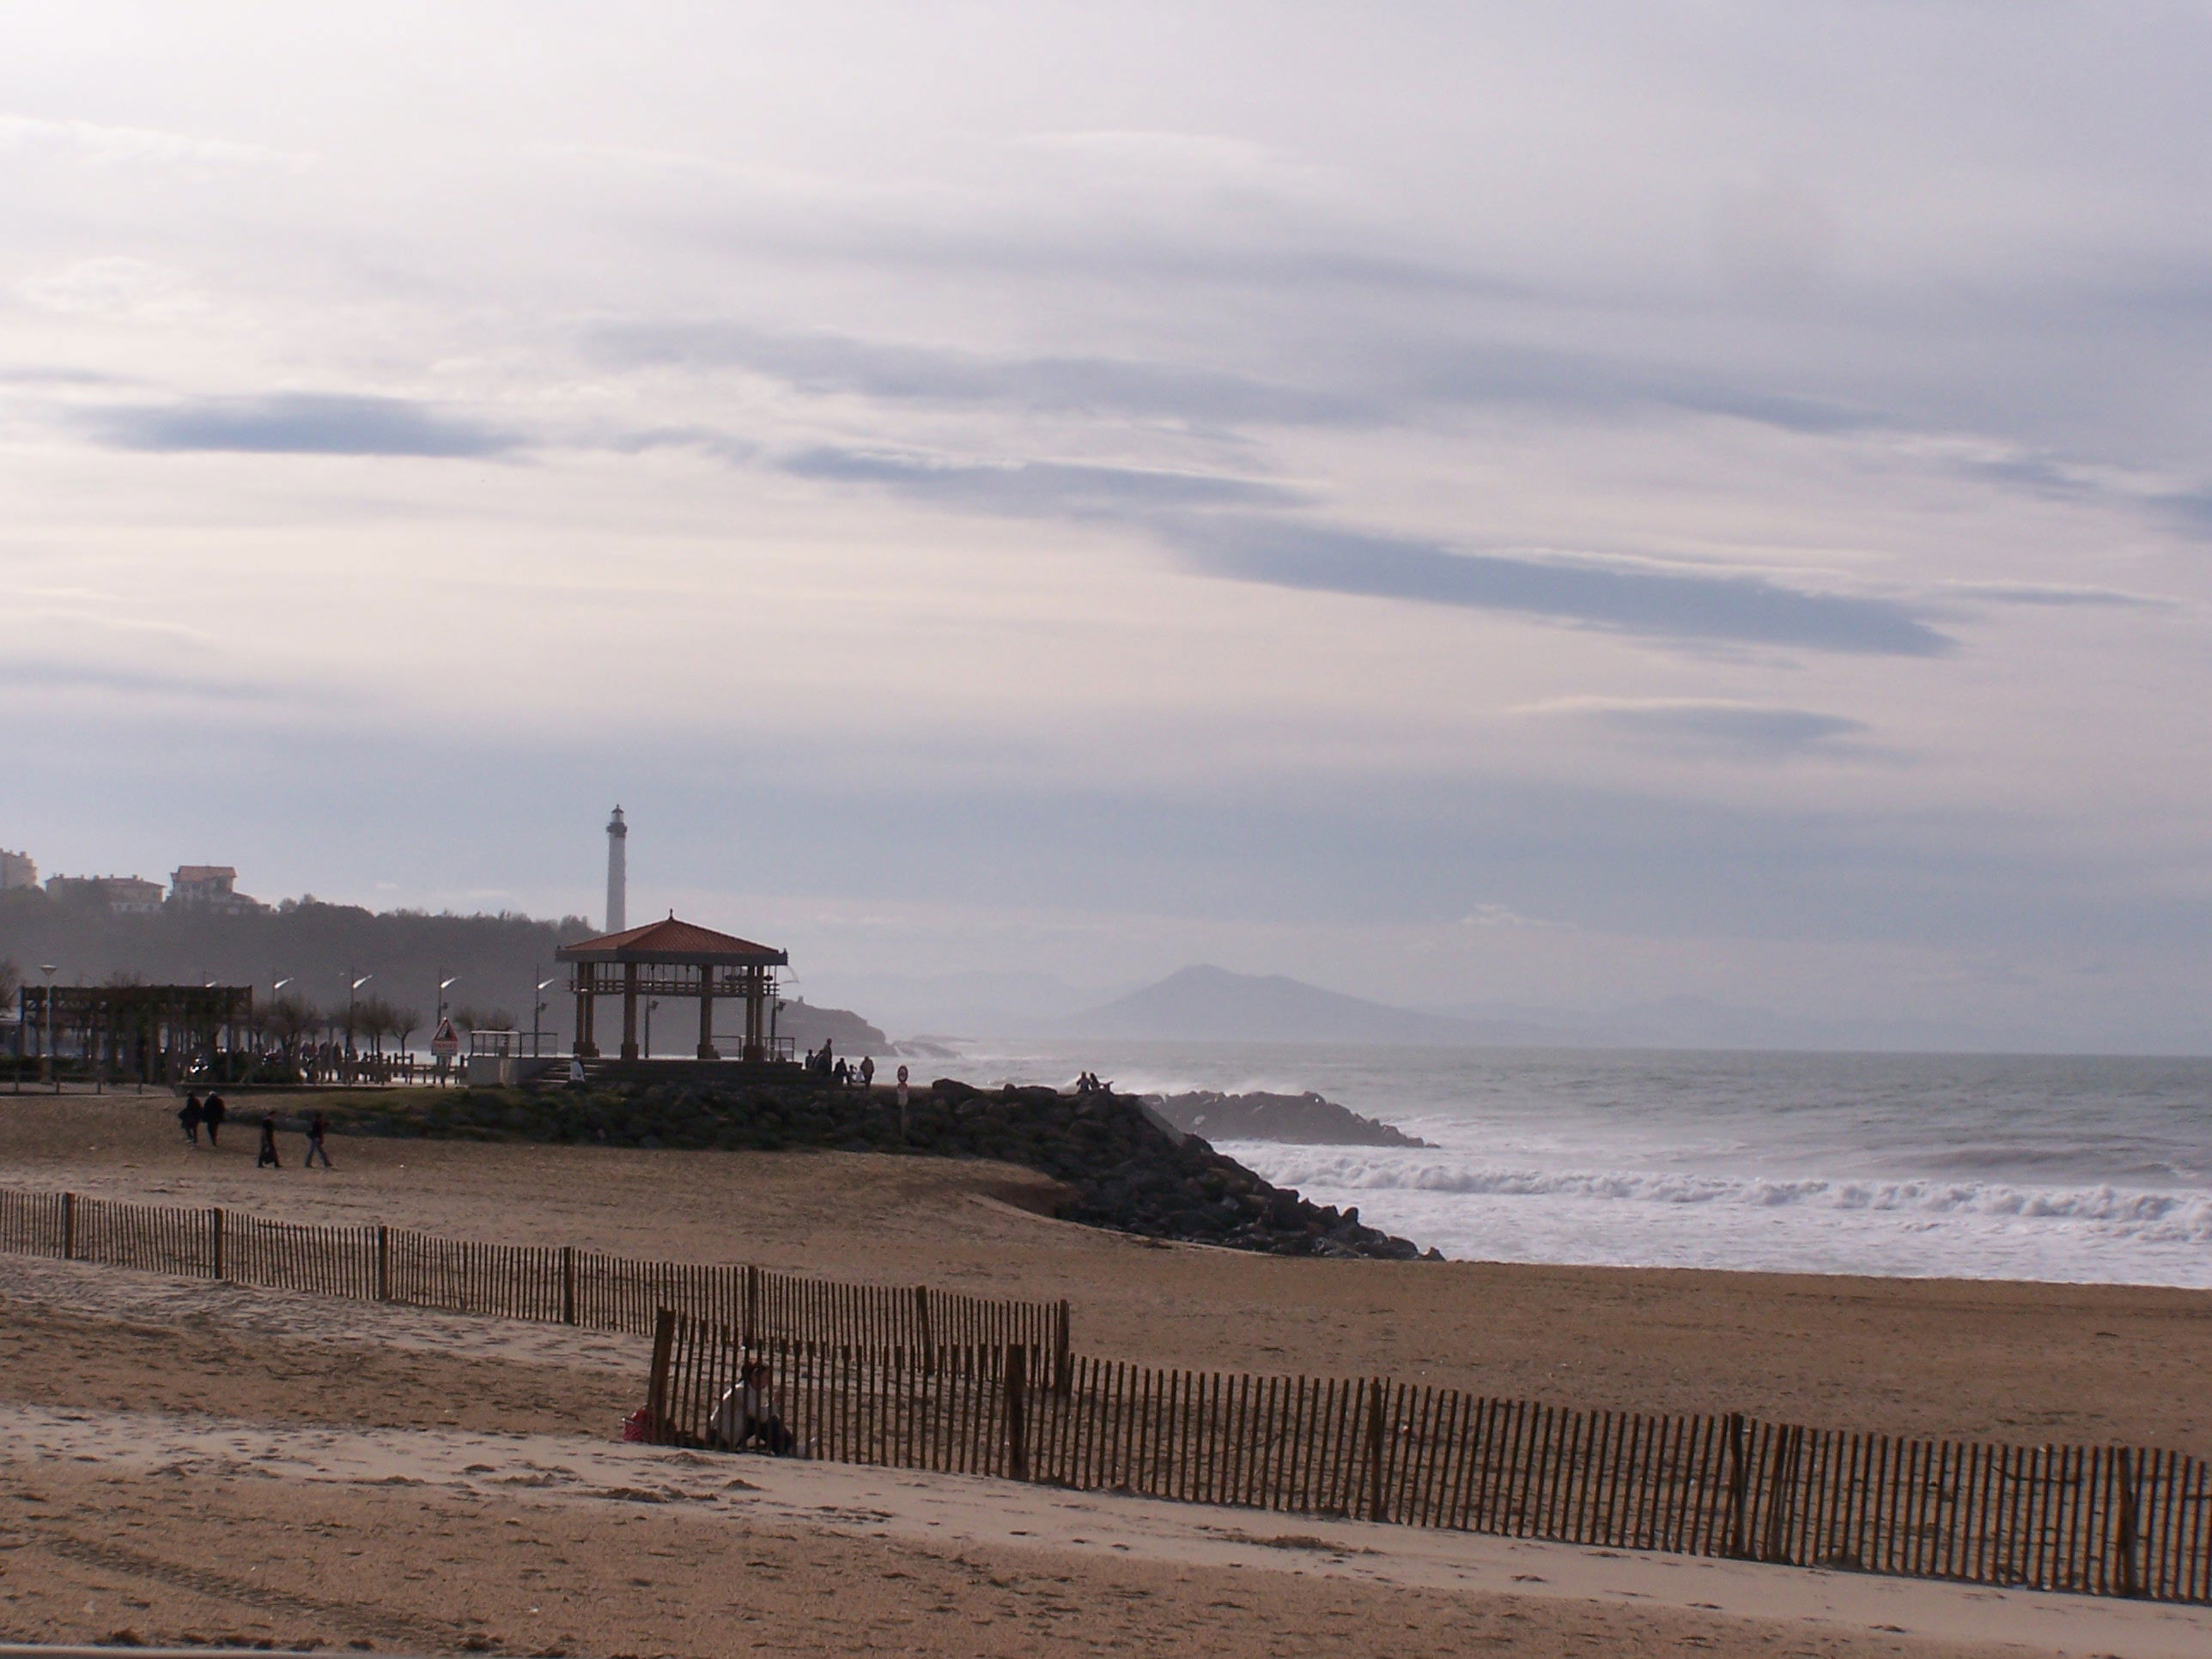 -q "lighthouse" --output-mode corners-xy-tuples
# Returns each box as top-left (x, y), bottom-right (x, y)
(605, 805), (628, 933)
